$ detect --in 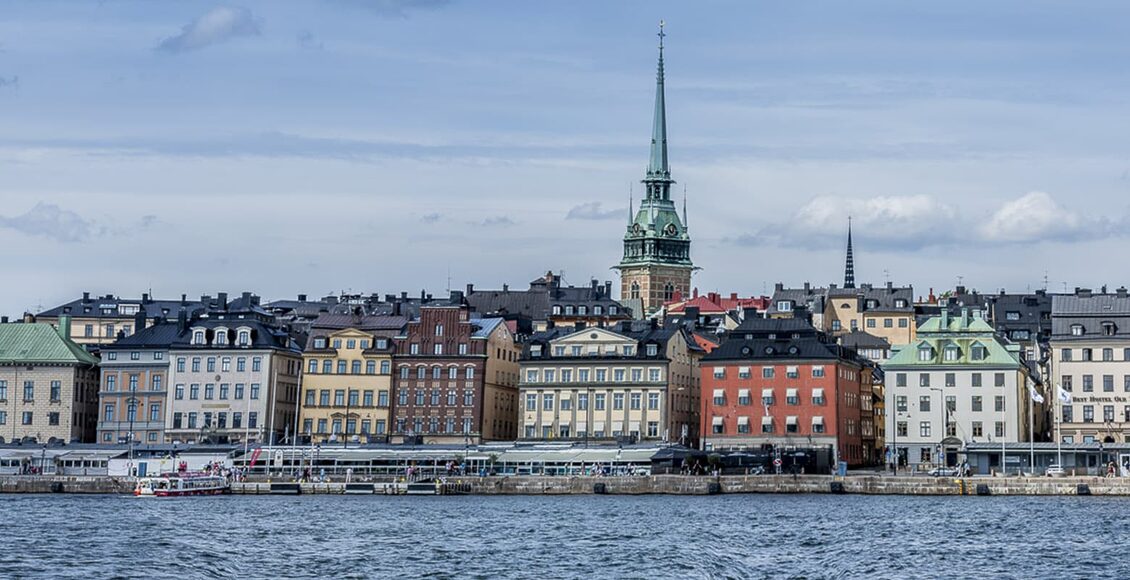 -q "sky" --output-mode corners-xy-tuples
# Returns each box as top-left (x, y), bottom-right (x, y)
(2, 0), (1130, 316)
